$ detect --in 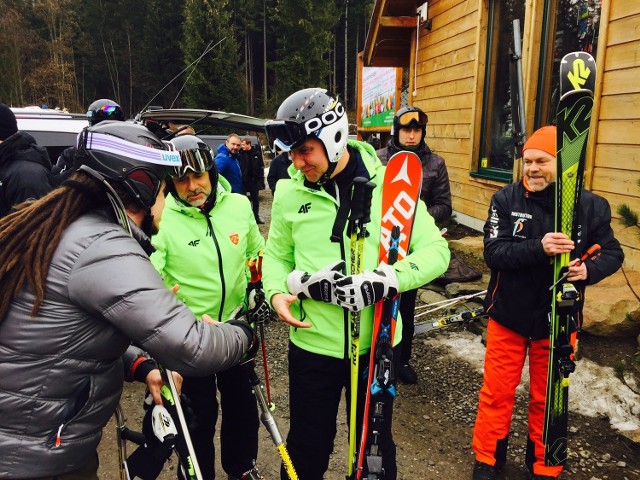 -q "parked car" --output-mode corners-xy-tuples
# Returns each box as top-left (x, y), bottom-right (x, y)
(11, 107), (88, 164)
